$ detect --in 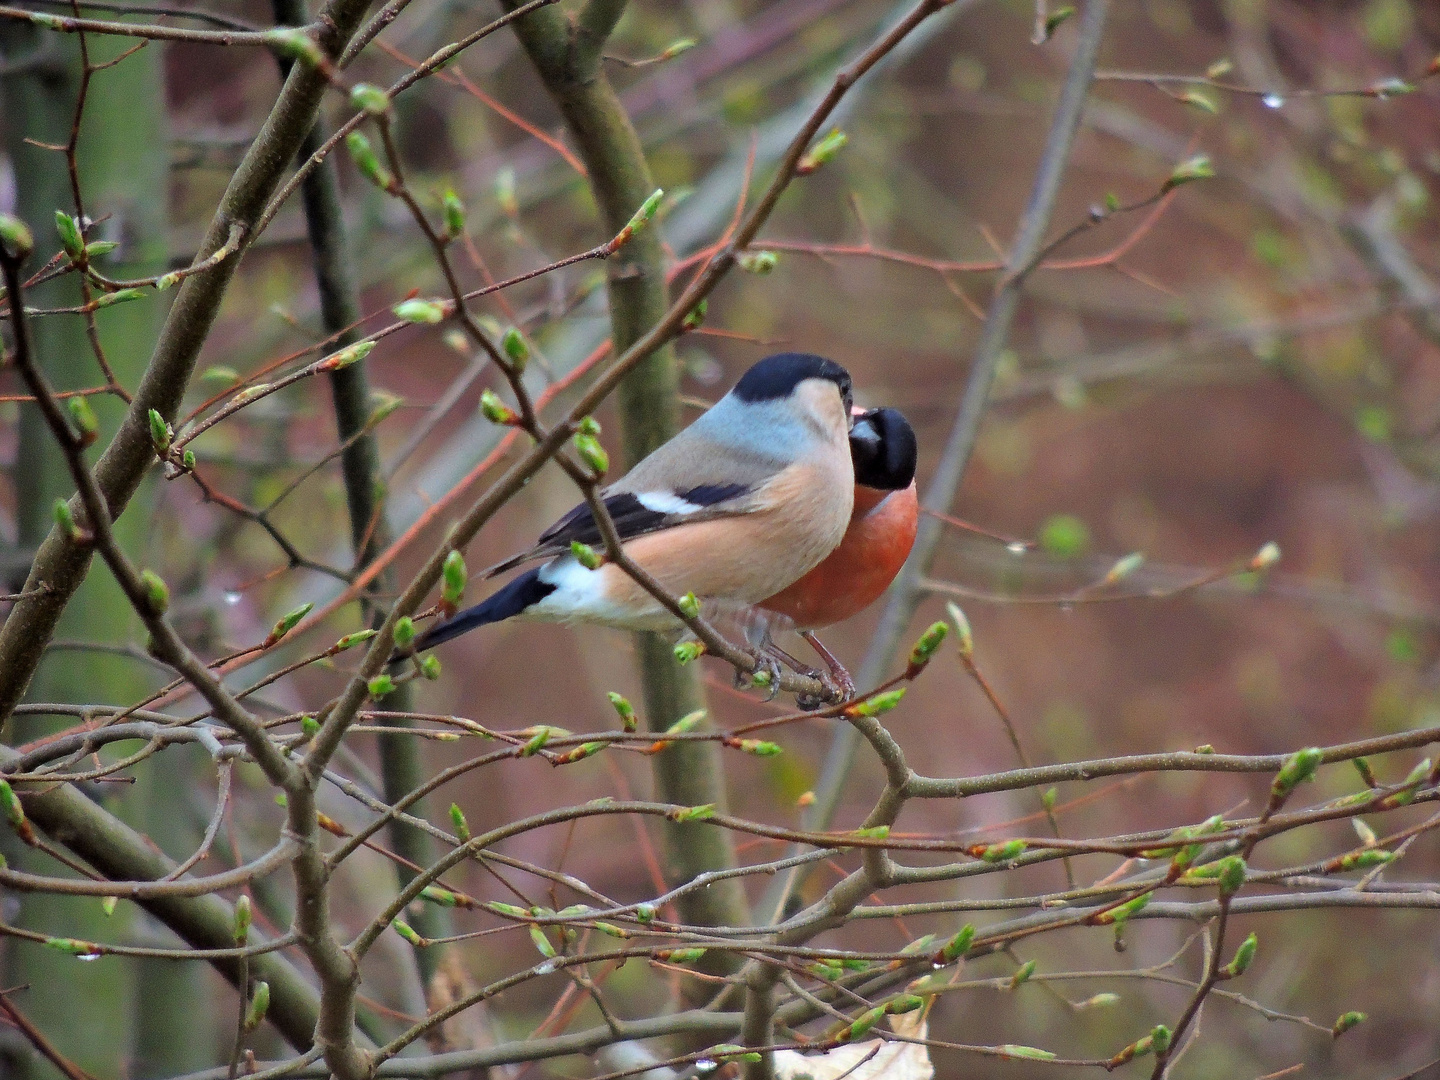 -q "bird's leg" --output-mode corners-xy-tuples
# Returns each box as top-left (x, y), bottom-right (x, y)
(799, 630), (856, 702)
